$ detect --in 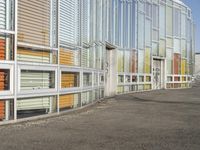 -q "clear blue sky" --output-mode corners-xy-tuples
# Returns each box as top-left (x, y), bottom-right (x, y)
(183, 0), (200, 52)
